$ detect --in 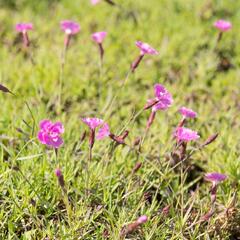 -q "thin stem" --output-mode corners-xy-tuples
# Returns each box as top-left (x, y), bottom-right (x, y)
(89, 146), (92, 162)
(138, 127), (149, 154)
(24, 101), (35, 138)
(17, 167), (48, 207)
(57, 44), (67, 114)
(217, 32), (223, 43)
(98, 43), (104, 69)
(180, 160), (184, 234)
(213, 32), (223, 52)
(103, 70), (131, 121)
